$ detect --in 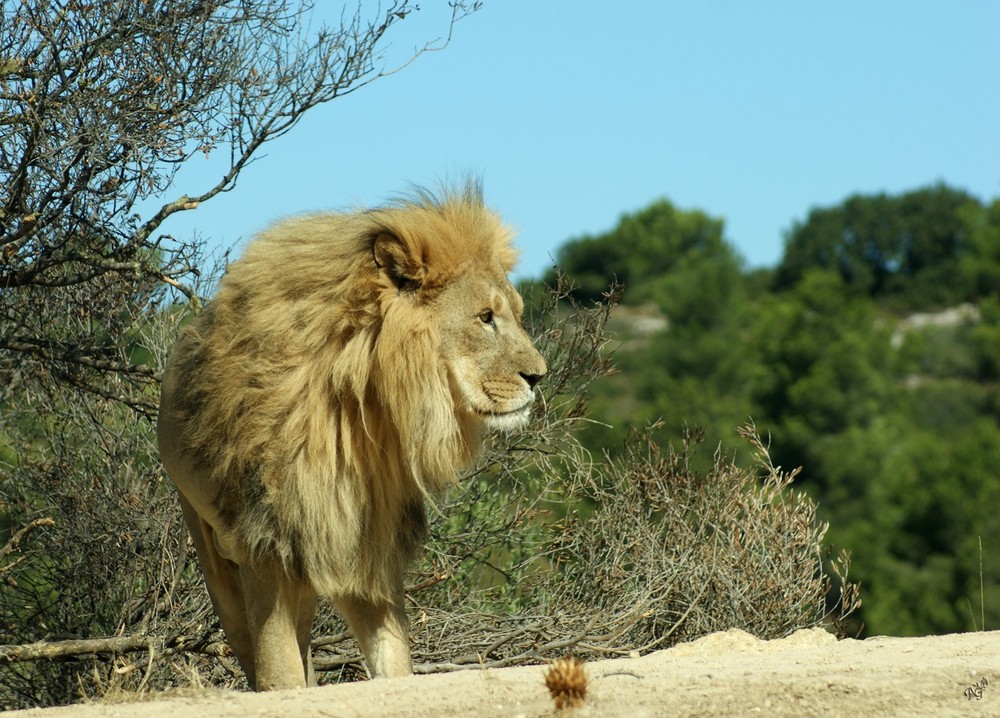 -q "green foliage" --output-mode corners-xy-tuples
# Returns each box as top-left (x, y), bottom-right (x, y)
(971, 297), (1000, 380)
(821, 416), (1000, 636)
(960, 199), (1000, 299)
(775, 184), (981, 309)
(547, 199), (753, 459)
(747, 270), (899, 480)
(551, 183), (1000, 638)
(544, 199), (737, 306)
